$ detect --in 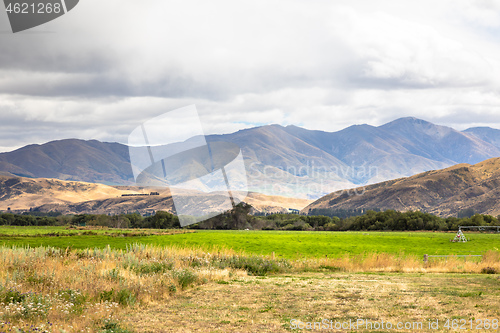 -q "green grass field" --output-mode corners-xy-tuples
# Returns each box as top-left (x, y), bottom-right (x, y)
(0, 225), (129, 235)
(0, 226), (499, 258)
